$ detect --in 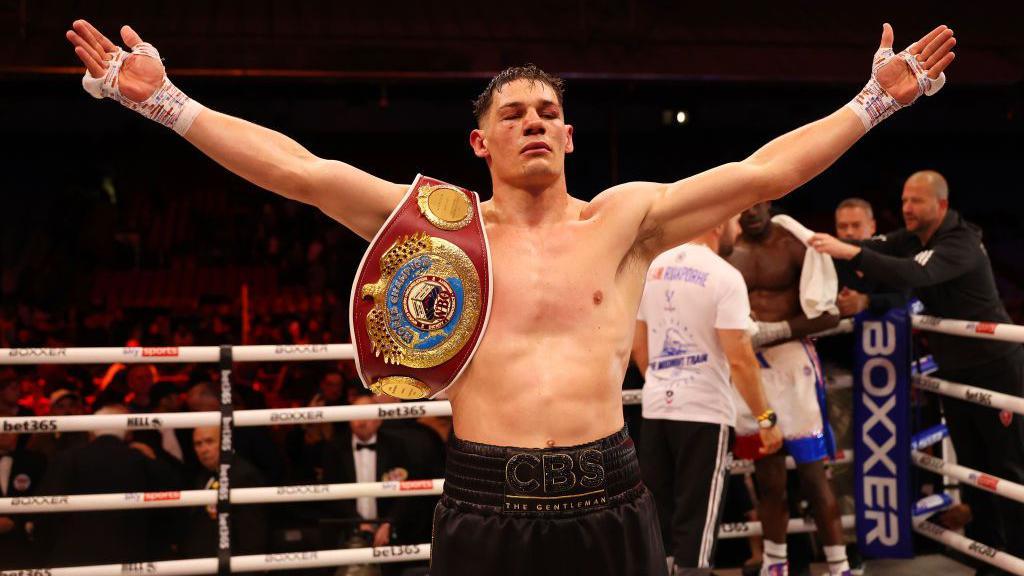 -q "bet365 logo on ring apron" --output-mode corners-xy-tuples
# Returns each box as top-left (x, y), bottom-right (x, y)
(350, 175), (492, 400)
